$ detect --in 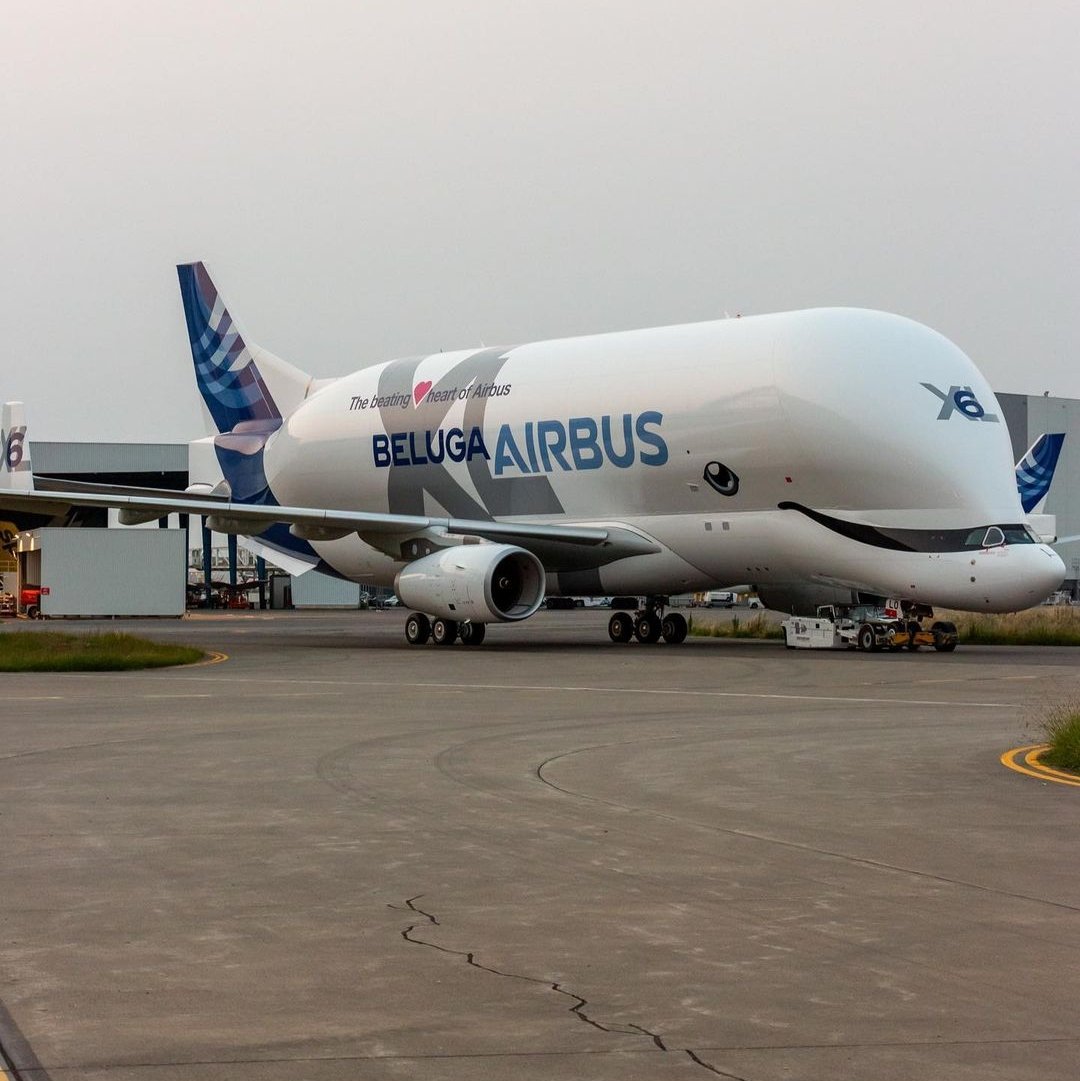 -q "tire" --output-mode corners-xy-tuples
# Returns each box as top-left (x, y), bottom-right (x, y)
(661, 612), (688, 644)
(608, 612), (634, 643)
(27, 605), (40, 620)
(405, 612), (431, 645)
(931, 620), (958, 652)
(634, 613), (662, 644)
(857, 623), (877, 652)
(431, 617), (458, 646)
(459, 621), (486, 646)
